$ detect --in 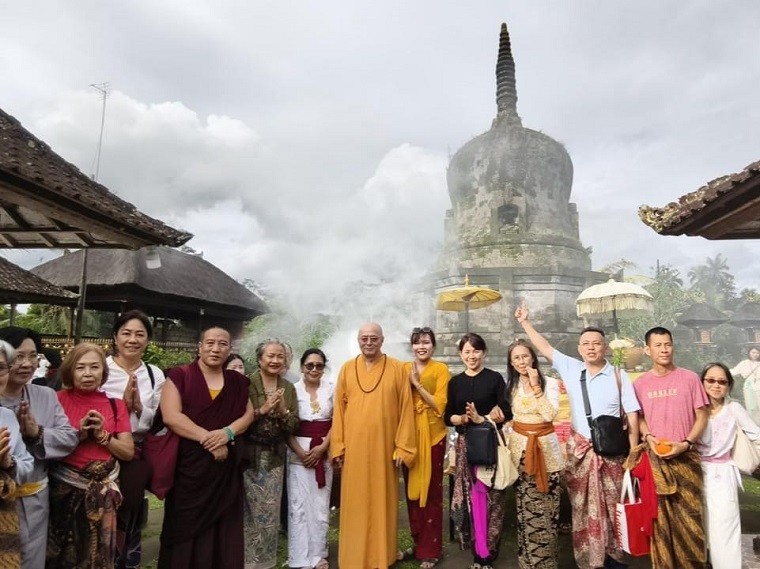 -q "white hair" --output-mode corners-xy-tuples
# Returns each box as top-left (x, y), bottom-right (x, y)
(0, 340), (17, 365)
